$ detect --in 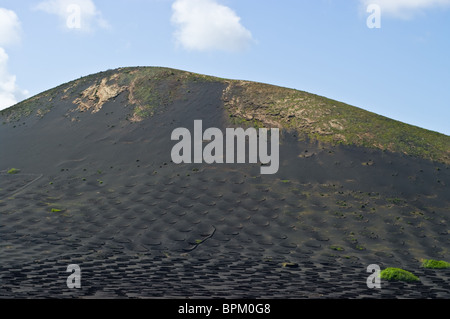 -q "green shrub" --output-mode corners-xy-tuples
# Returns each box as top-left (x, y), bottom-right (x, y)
(7, 168), (20, 174)
(421, 259), (450, 269)
(380, 268), (420, 282)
